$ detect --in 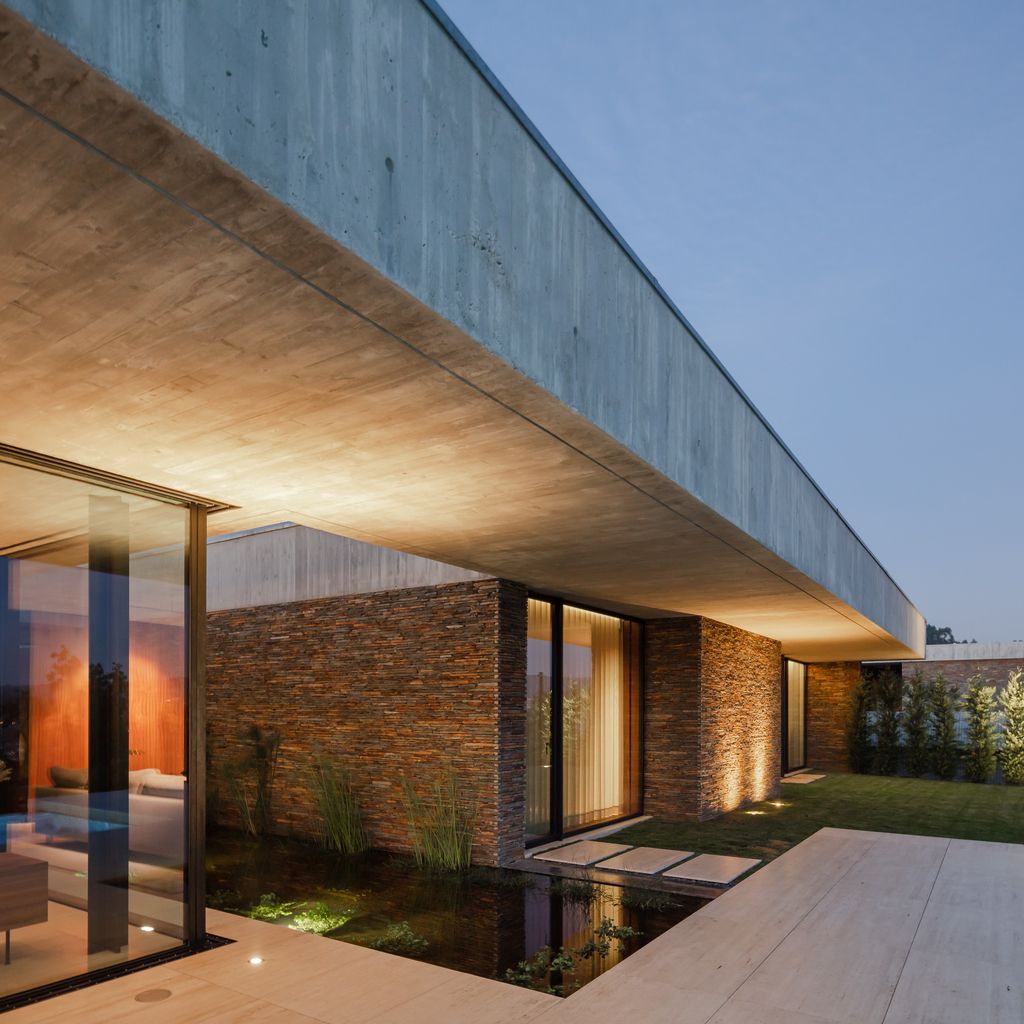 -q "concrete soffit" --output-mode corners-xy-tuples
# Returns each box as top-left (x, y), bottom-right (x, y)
(0, 6), (922, 661)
